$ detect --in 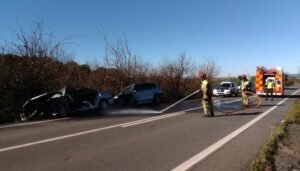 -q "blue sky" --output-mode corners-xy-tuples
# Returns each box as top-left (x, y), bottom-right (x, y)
(1, 0), (300, 76)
